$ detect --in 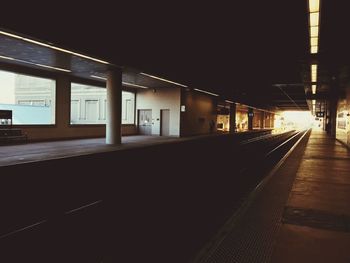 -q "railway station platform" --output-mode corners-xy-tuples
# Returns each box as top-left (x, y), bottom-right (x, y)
(197, 130), (350, 263)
